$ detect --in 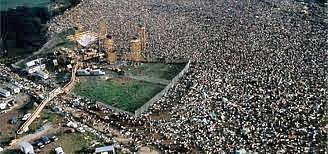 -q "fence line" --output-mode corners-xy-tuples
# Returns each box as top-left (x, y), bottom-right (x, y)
(134, 60), (191, 116)
(141, 57), (189, 64)
(71, 60), (191, 116)
(96, 101), (135, 116)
